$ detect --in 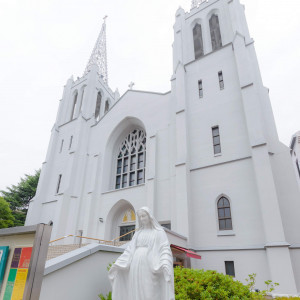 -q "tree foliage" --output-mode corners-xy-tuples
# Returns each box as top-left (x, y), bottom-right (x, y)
(1, 169), (40, 227)
(0, 197), (15, 229)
